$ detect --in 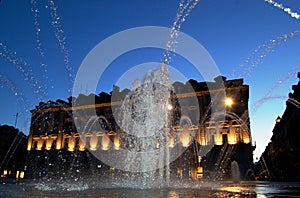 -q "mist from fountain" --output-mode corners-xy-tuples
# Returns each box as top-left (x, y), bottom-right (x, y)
(231, 160), (240, 183)
(114, 64), (173, 187)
